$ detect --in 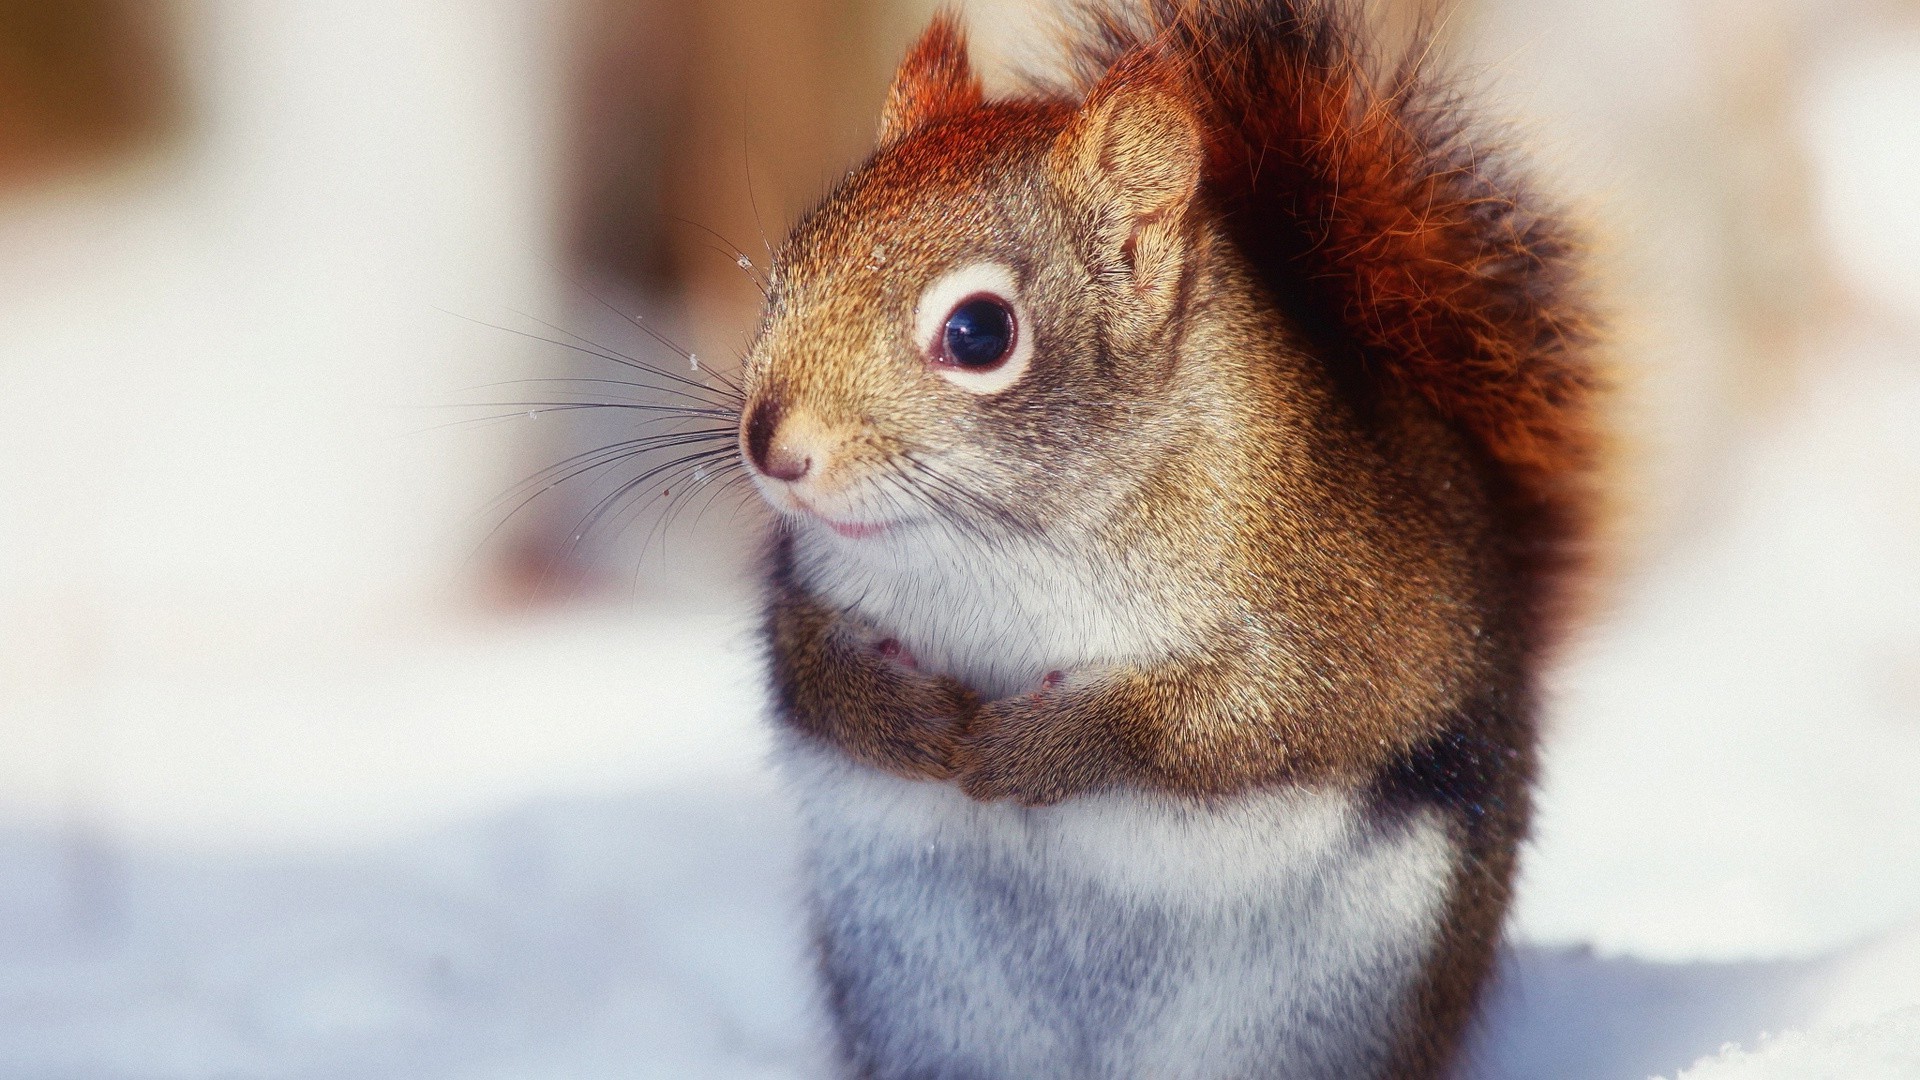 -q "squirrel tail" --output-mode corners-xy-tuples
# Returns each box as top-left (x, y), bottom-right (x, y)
(1049, 0), (1606, 642)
